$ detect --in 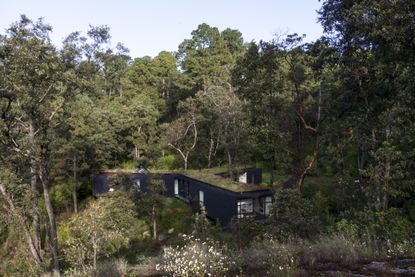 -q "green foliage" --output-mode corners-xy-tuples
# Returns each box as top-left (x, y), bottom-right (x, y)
(159, 198), (193, 234)
(154, 154), (178, 170)
(62, 192), (145, 270)
(354, 208), (414, 243)
(50, 182), (73, 214)
(269, 189), (322, 239)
